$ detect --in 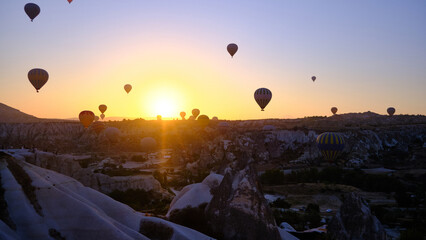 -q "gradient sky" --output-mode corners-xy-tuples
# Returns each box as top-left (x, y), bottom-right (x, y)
(1, 0), (425, 120)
